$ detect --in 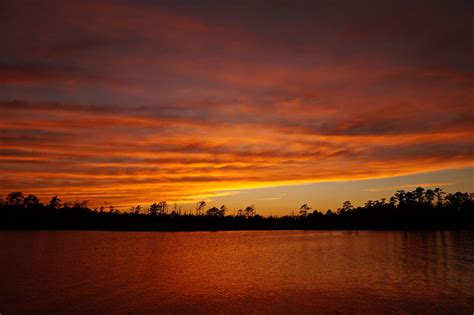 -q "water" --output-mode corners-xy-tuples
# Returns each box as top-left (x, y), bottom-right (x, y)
(1, 230), (473, 314)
